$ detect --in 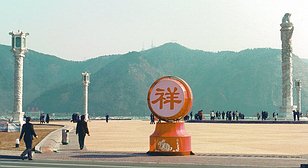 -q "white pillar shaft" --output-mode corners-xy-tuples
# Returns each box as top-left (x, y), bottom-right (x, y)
(281, 54), (293, 108)
(83, 83), (89, 121)
(13, 54), (25, 124)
